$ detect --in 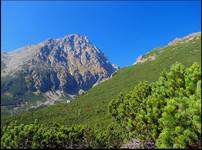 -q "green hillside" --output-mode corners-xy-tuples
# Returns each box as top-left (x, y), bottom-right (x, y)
(2, 34), (201, 129)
